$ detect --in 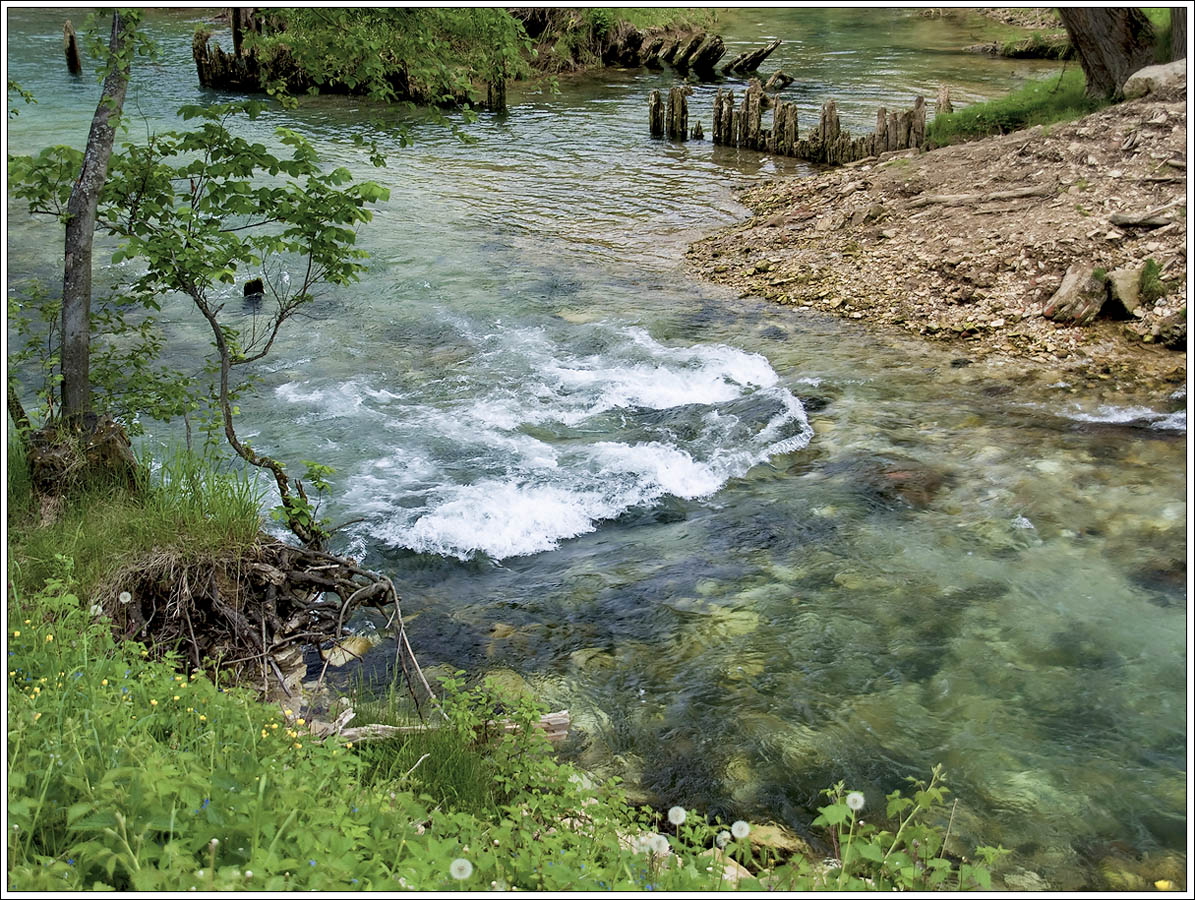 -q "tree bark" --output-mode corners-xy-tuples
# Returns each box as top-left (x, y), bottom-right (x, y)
(61, 11), (133, 422)
(1171, 8), (1187, 60)
(1059, 8), (1156, 99)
